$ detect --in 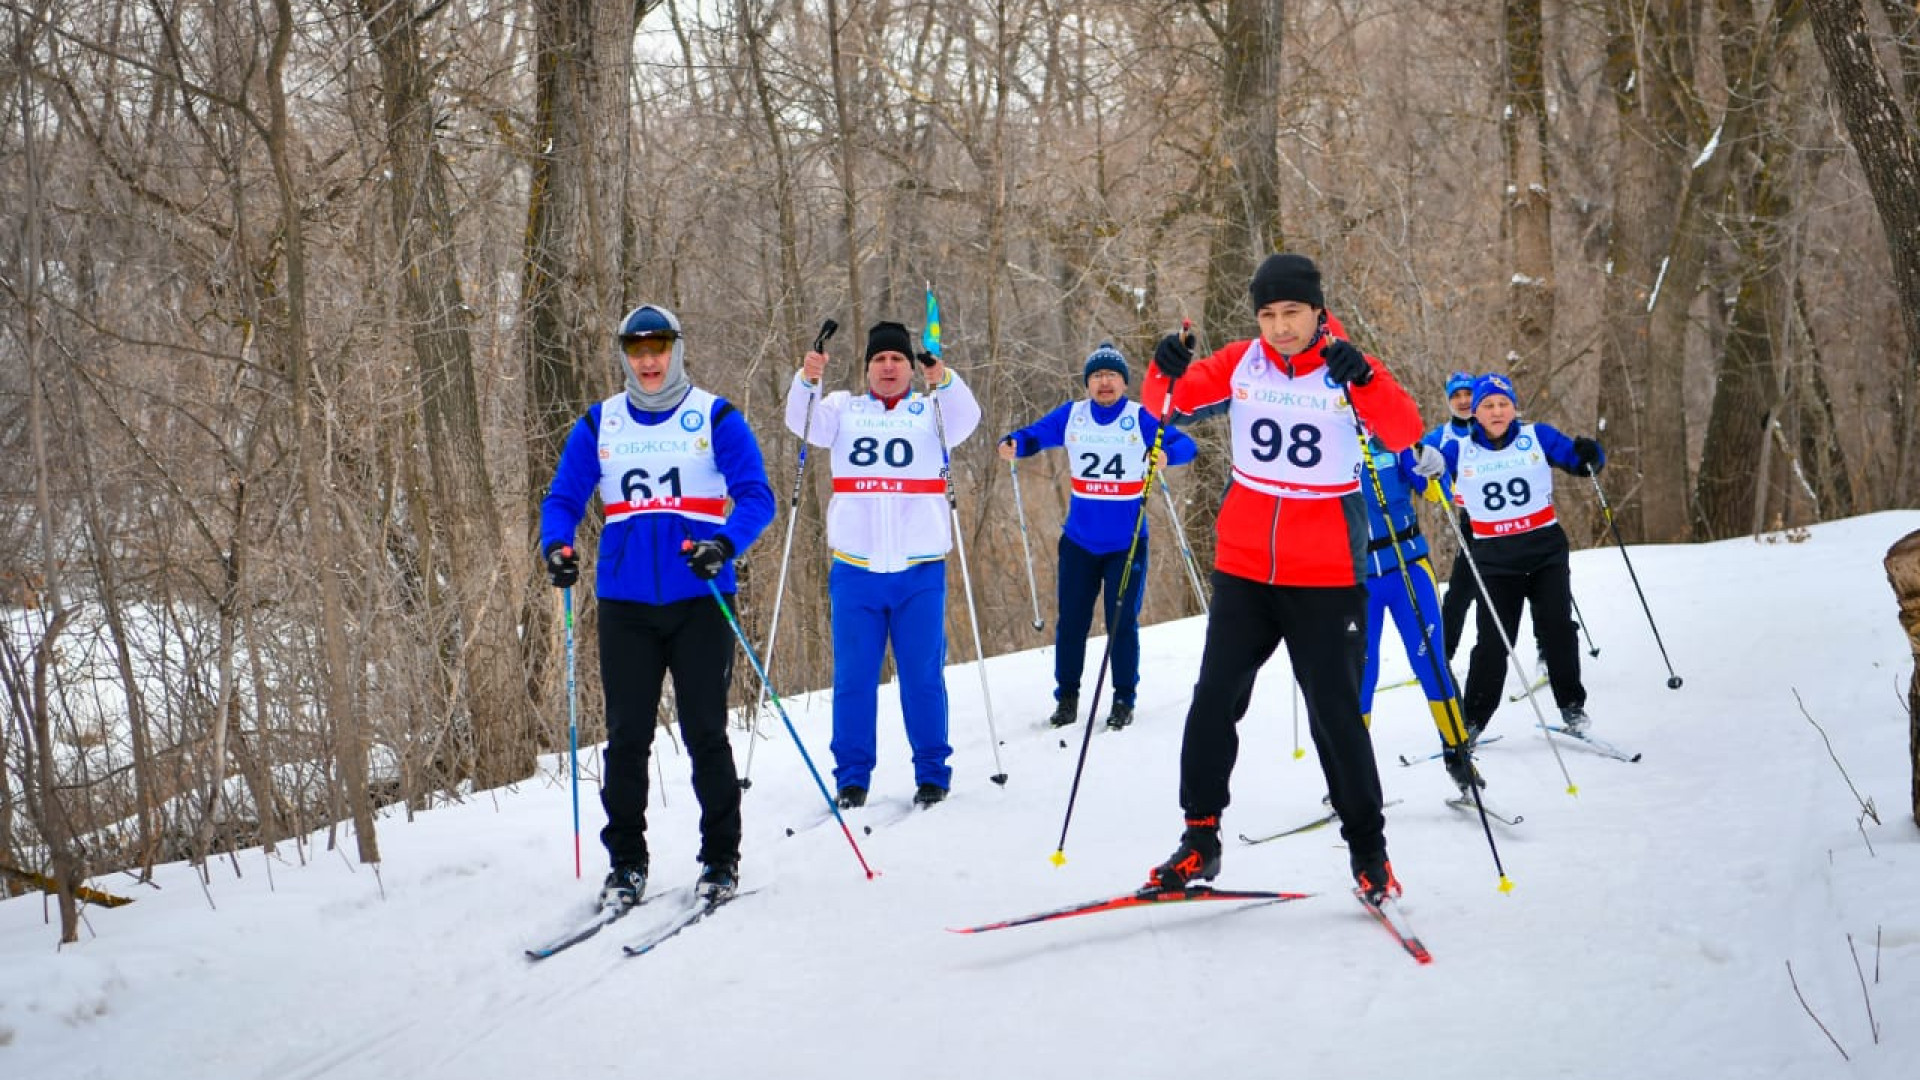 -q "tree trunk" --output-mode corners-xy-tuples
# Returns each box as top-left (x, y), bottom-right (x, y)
(14, 6), (82, 941)
(1806, 0), (1920, 507)
(360, 0), (534, 789)
(1187, 0), (1284, 573)
(268, 0), (378, 865)
(1503, 0), (1556, 390)
(1693, 0), (1807, 539)
(1885, 528), (1920, 827)
(521, 0), (646, 744)
(1596, 0), (1698, 542)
